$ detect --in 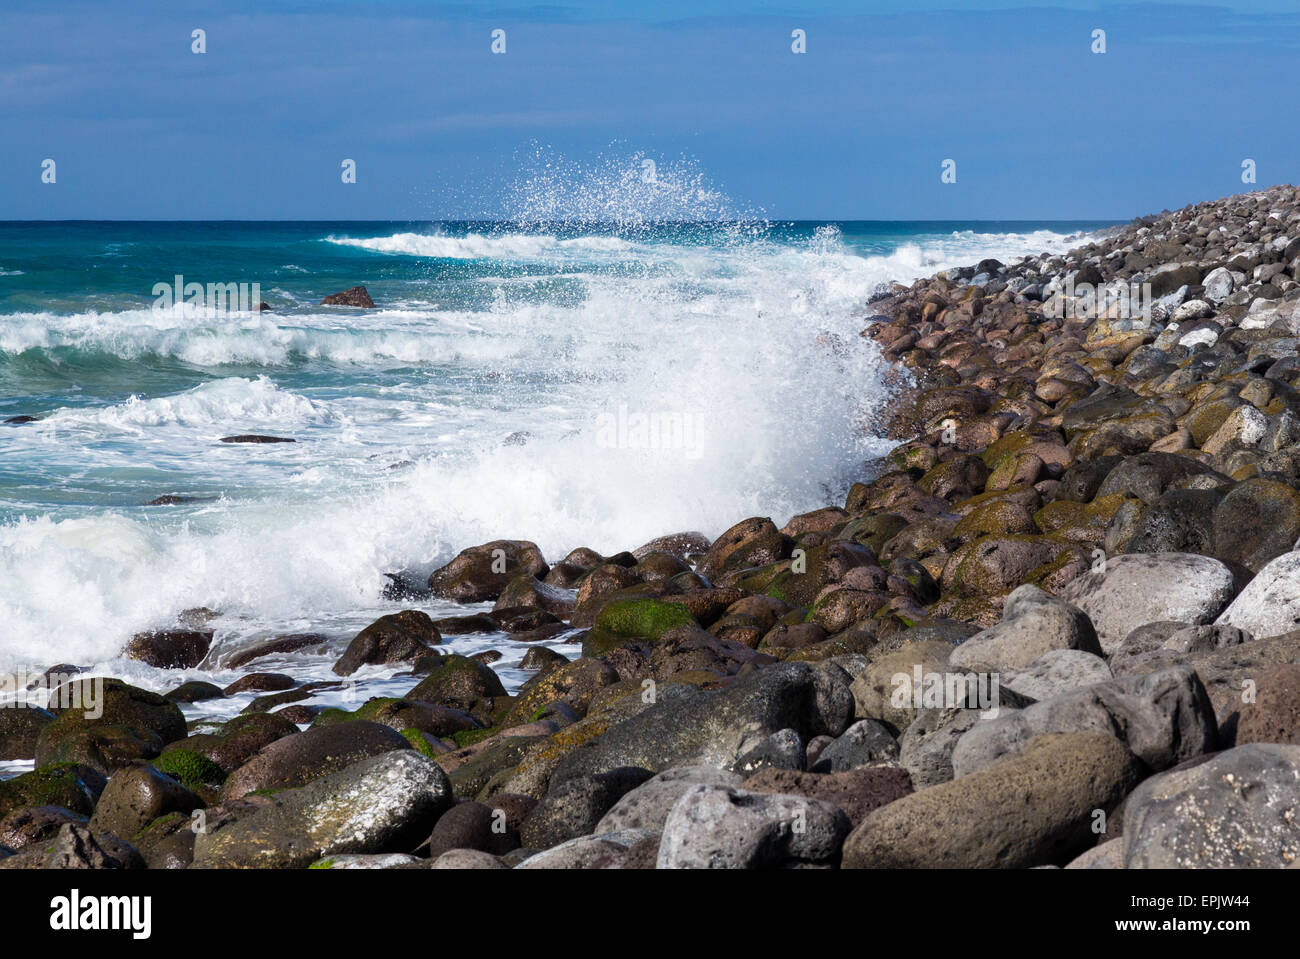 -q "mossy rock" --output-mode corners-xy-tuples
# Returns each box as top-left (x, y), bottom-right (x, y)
(504, 658), (619, 727)
(978, 431), (1037, 470)
(582, 598), (697, 657)
(404, 655), (506, 712)
(886, 442), (939, 473)
(837, 513), (910, 554)
(172, 711), (299, 773)
(309, 707), (354, 727)
(452, 725), (500, 749)
(399, 728), (442, 759)
(951, 499), (1040, 542)
(1033, 493), (1128, 544)
(36, 724), (164, 775)
(35, 679), (187, 771)
(153, 748), (227, 791)
(0, 762), (105, 819)
(736, 561), (793, 596)
(445, 735), (546, 799)
(760, 541), (876, 609)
